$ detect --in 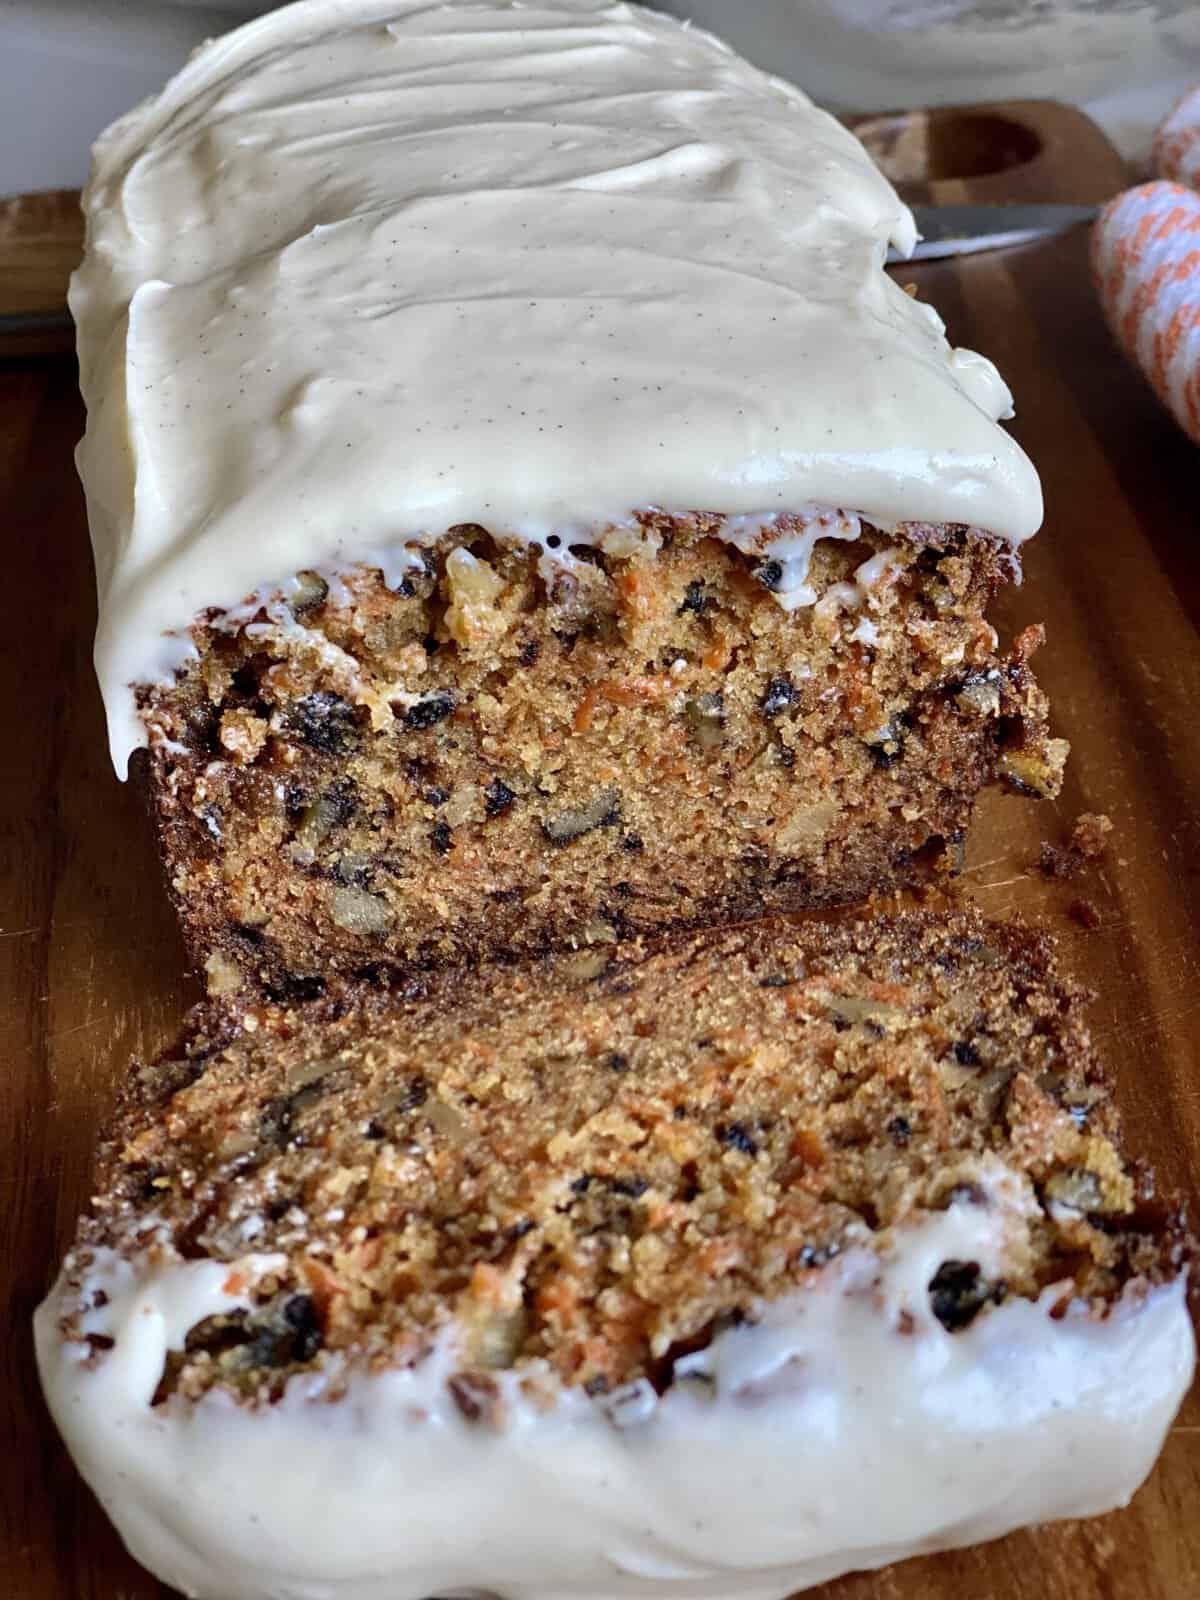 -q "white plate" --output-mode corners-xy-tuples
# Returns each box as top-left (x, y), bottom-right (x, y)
(1, 1), (268, 195)
(4, 0), (1197, 198)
